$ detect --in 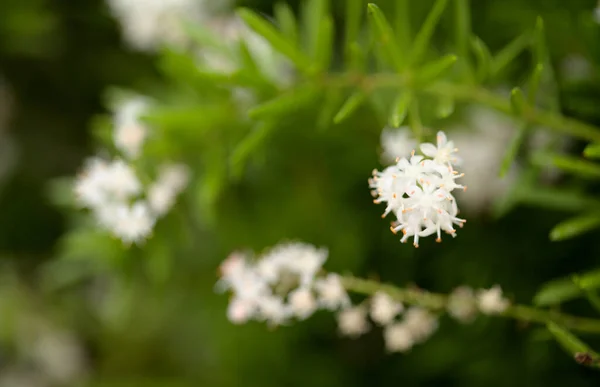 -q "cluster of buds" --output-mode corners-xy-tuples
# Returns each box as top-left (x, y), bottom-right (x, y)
(216, 242), (351, 325)
(370, 130), (466, 247)
(73, 96), (189, 245)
